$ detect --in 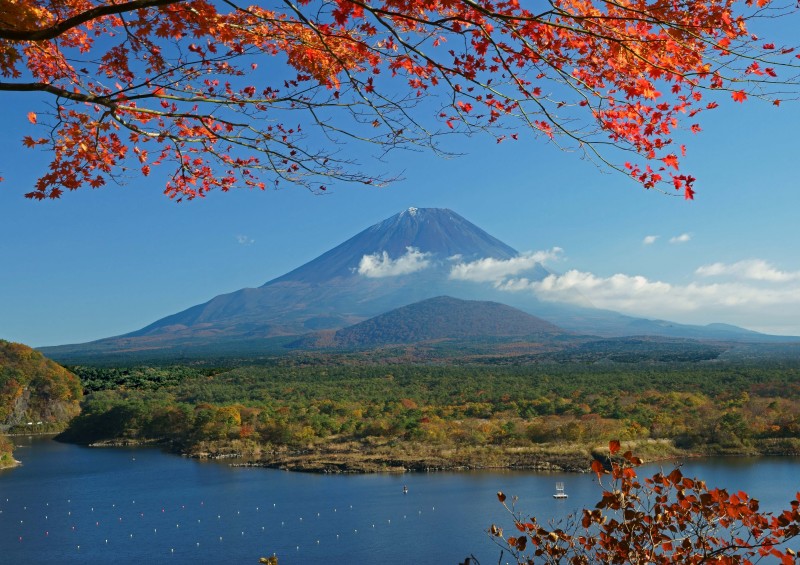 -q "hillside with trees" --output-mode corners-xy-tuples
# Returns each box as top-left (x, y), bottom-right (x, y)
(292, 296), (564, 349)
(0, 340), (83, 466)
